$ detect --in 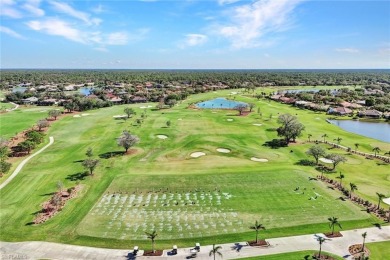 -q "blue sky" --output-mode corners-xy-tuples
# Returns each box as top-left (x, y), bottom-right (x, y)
(1, 0), (389, 69)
